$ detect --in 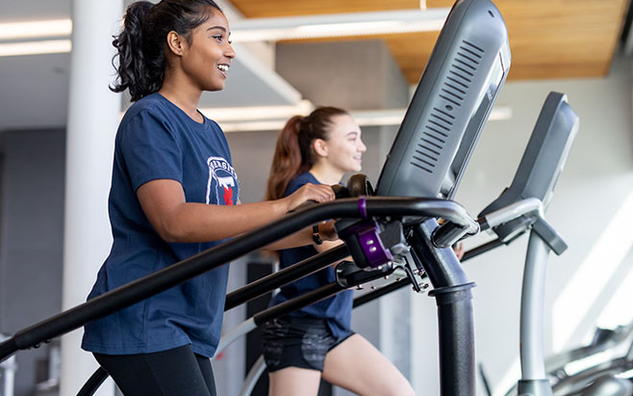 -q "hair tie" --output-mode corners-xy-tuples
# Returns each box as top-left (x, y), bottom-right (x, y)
(301, 116), (313, 134)
(294, 117), (303, 134)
